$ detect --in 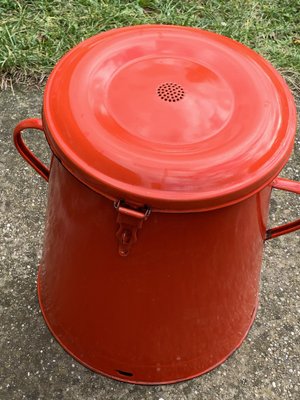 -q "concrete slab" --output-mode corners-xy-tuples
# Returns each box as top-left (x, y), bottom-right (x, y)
(0, 87), (299, 400)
